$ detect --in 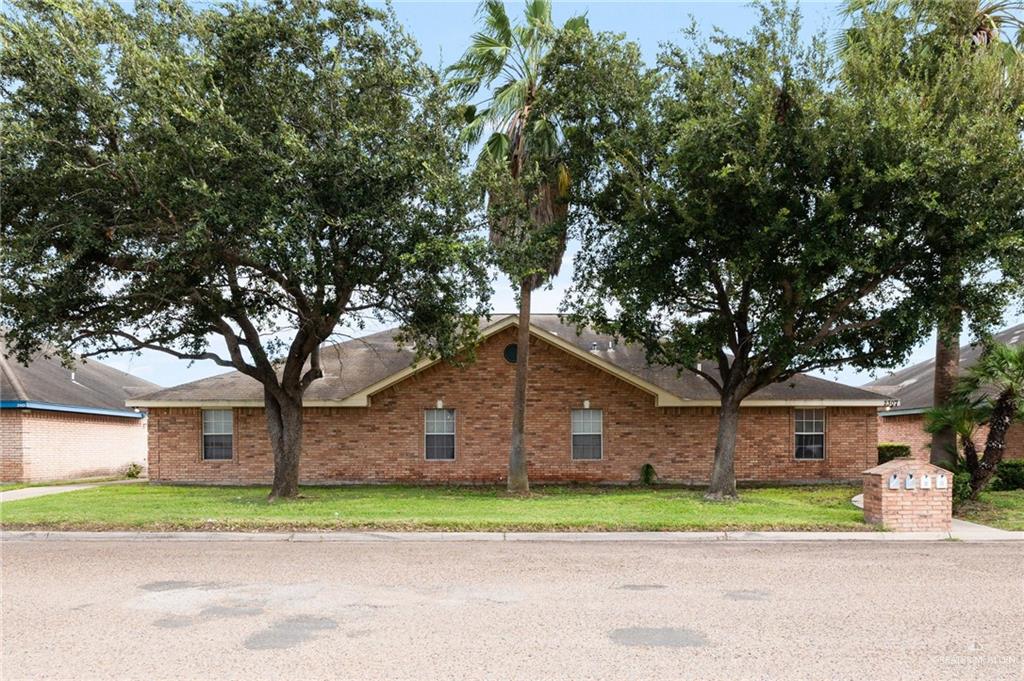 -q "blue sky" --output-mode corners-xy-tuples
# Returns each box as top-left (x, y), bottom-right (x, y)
(99, 1), (1023, 387)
